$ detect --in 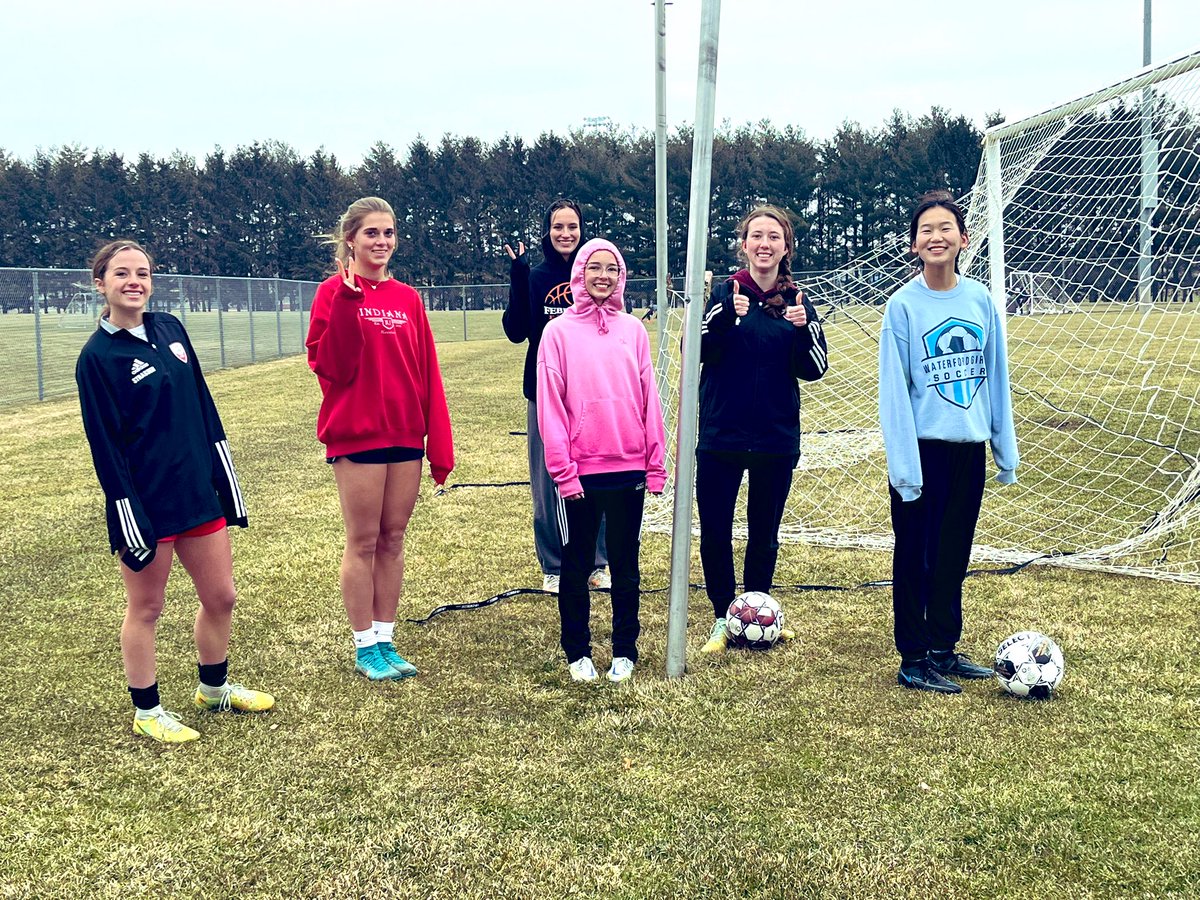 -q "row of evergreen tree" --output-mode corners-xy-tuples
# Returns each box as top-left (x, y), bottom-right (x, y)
(0, 108), (988, 283)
